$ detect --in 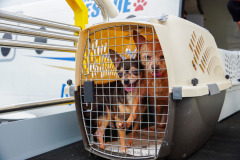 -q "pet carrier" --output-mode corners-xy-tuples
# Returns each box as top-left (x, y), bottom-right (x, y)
(218, 49), (240, 121)
(74, 15), (231, 159)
